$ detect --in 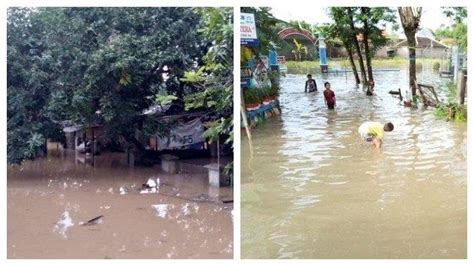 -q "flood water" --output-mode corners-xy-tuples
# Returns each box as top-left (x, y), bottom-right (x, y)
(241, 69), (467, 258)
(8, 151), (233, 259)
